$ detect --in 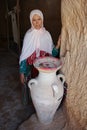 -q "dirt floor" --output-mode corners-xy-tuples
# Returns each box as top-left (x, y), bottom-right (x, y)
(0, 48), (35, 130)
